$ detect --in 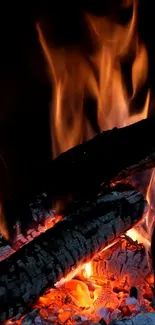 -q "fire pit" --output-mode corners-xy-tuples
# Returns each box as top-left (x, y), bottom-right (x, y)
(1, 0), (155, 324)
